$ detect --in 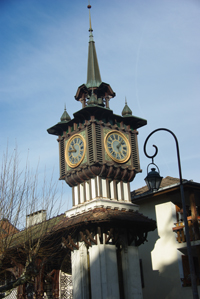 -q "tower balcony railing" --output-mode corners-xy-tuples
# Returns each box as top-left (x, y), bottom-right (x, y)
(172, 216), (200, 243)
